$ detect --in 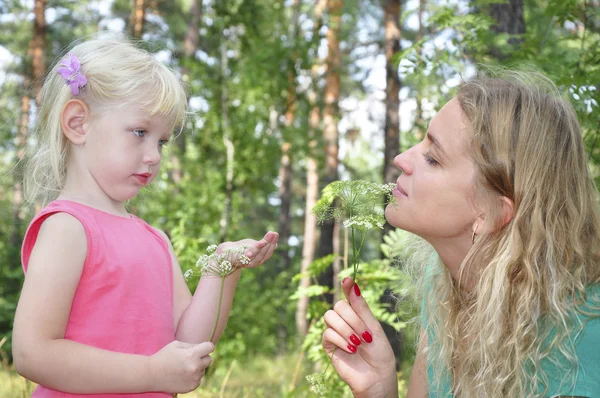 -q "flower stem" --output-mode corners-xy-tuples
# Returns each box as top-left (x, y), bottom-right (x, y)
(209, 276), (226, 343)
